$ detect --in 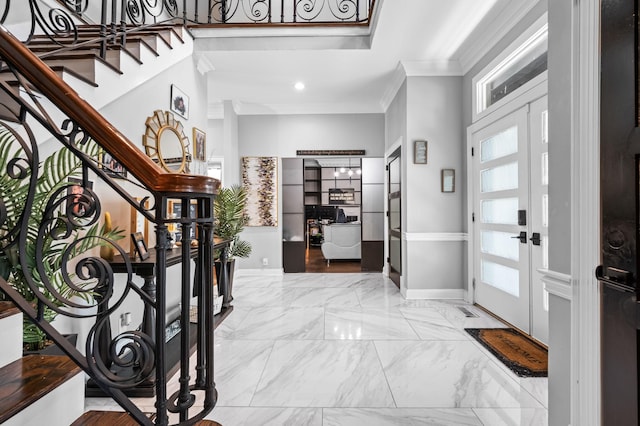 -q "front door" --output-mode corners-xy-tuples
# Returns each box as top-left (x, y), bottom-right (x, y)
(472, 96), (549, 343)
